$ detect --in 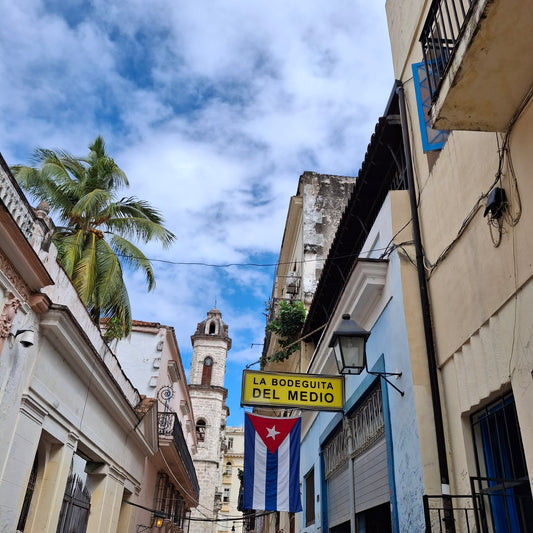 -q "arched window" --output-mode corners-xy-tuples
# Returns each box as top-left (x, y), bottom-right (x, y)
(209, 322), (216, 335)
(196, 419), (206, 442)
(201, 356), (213, 385)
(225, 461), (232, 475)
